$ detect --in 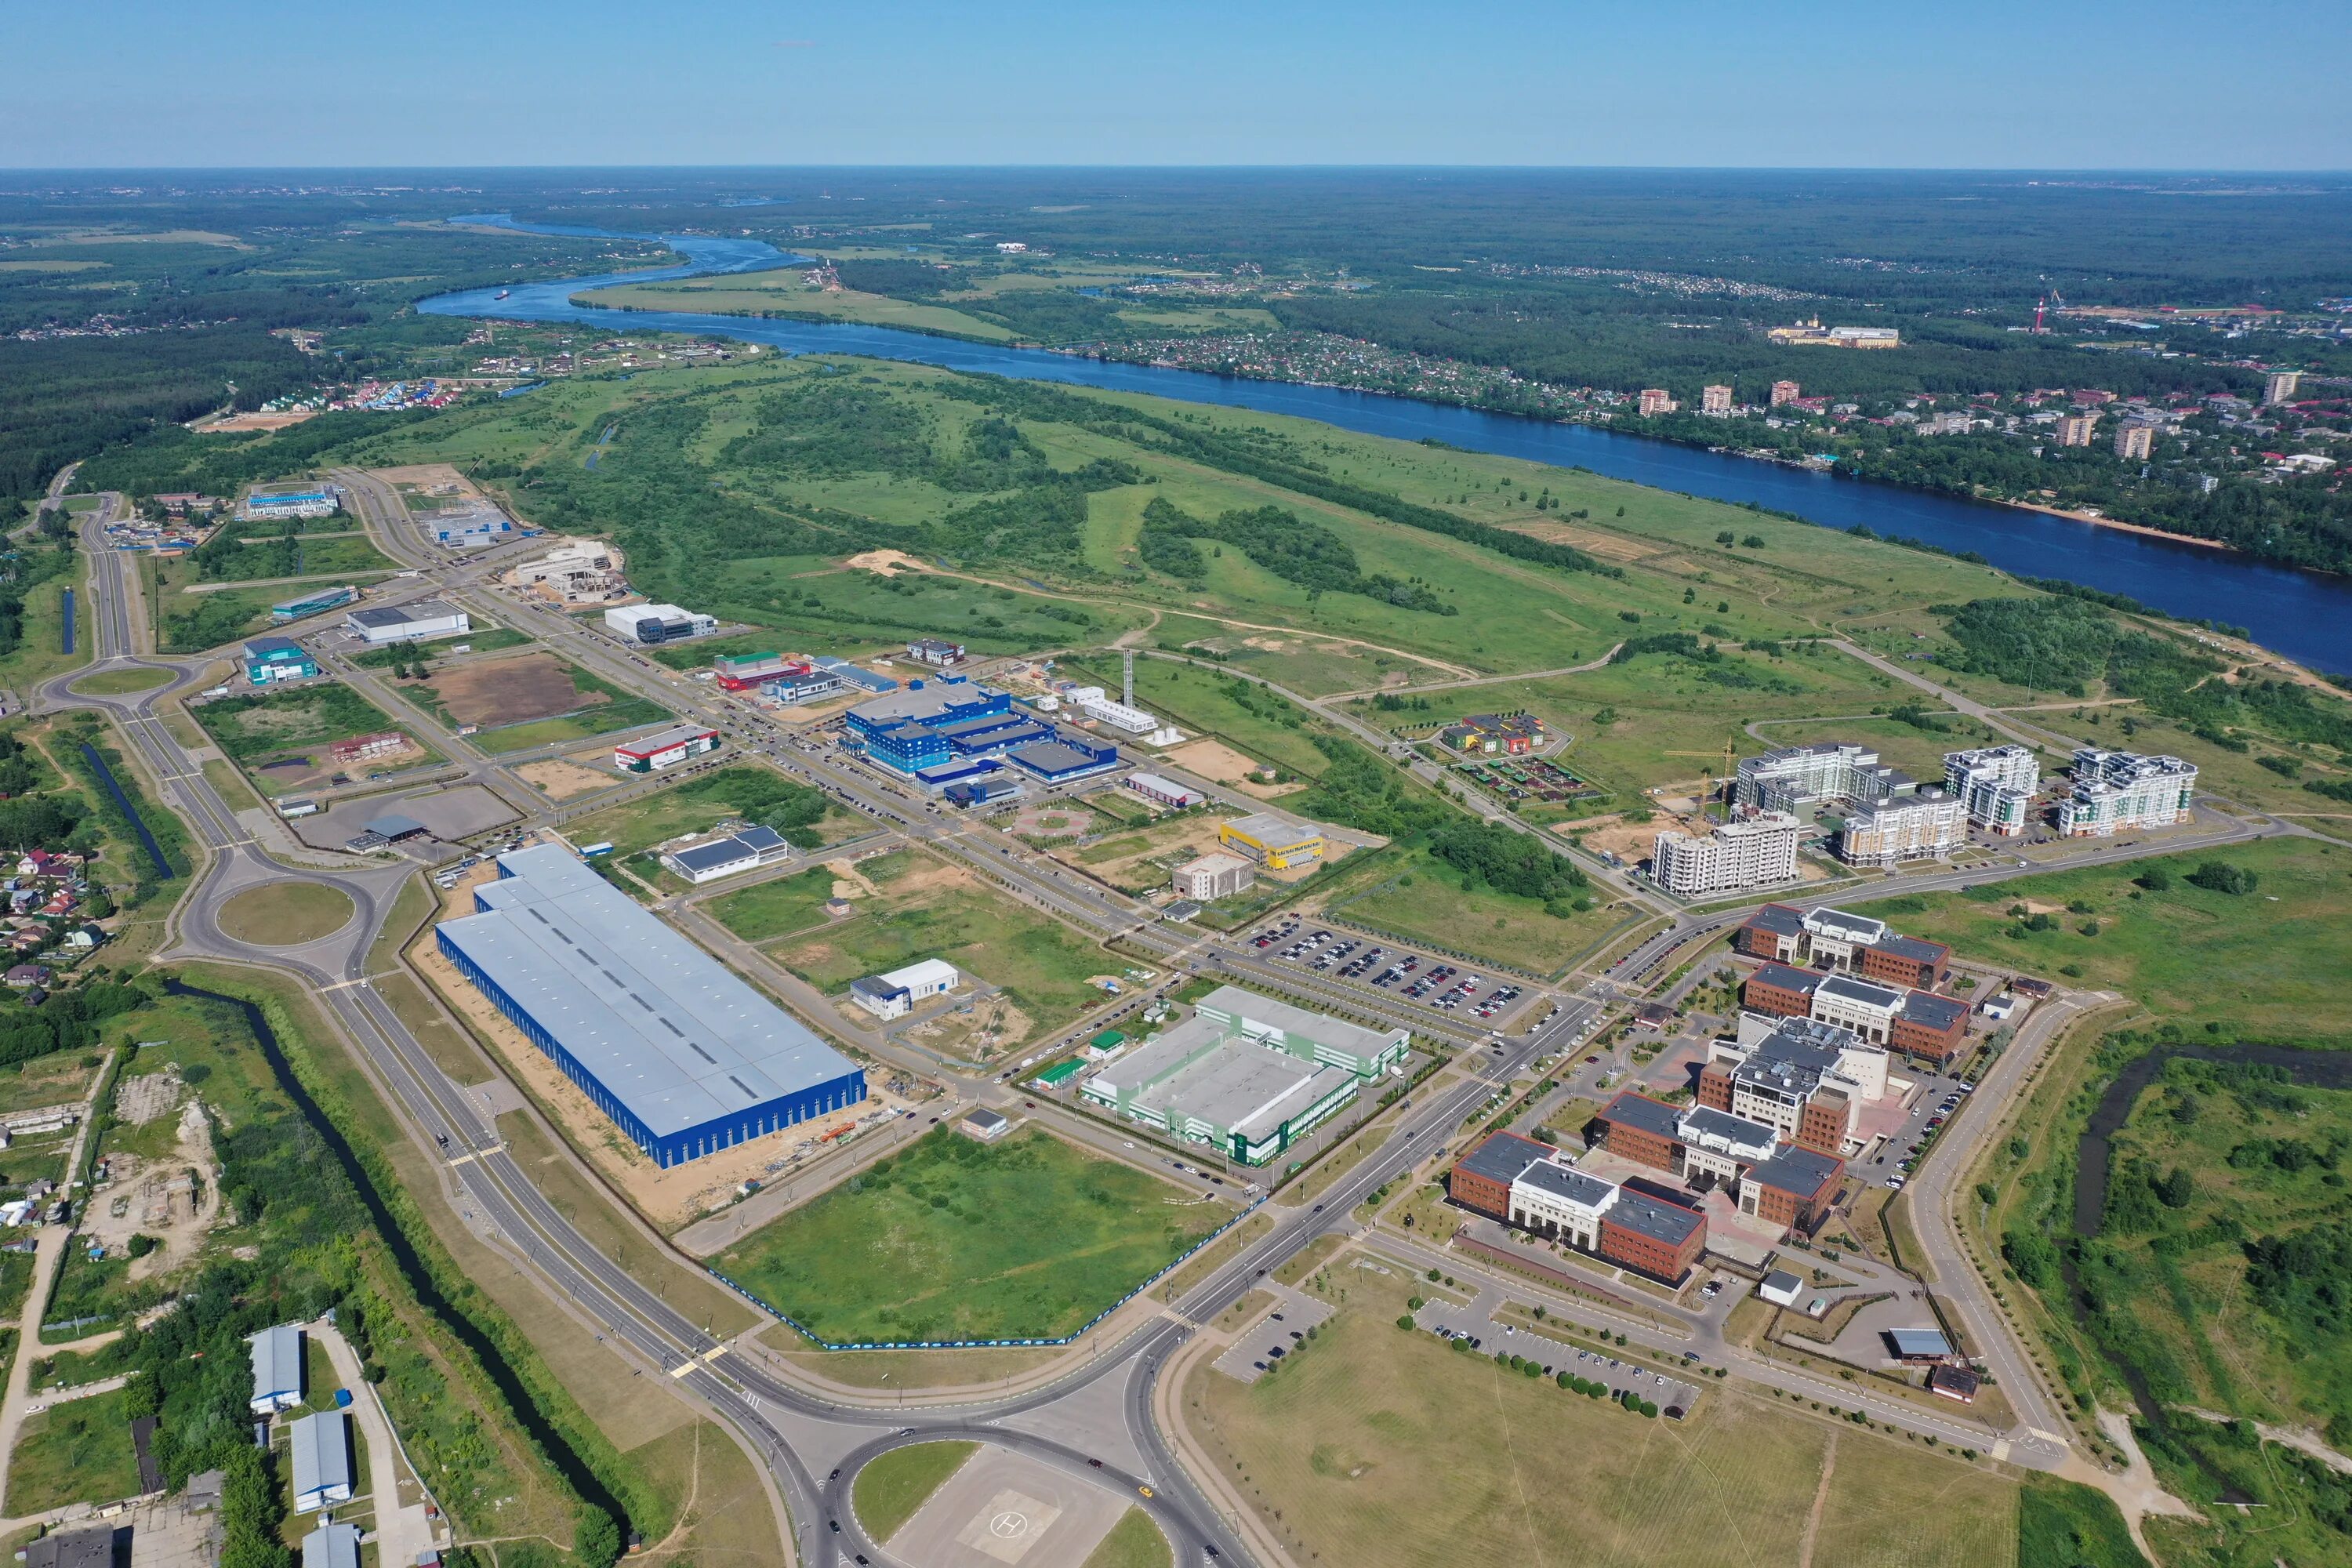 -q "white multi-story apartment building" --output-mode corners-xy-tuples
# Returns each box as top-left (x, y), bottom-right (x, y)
(1836, 787), (1968, 866)
(2056, 749), (2198, 837)
(1736, 742), (1912, 815)
(1944, 744), (2041, 836)
(1650, 811), (1800, 896)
